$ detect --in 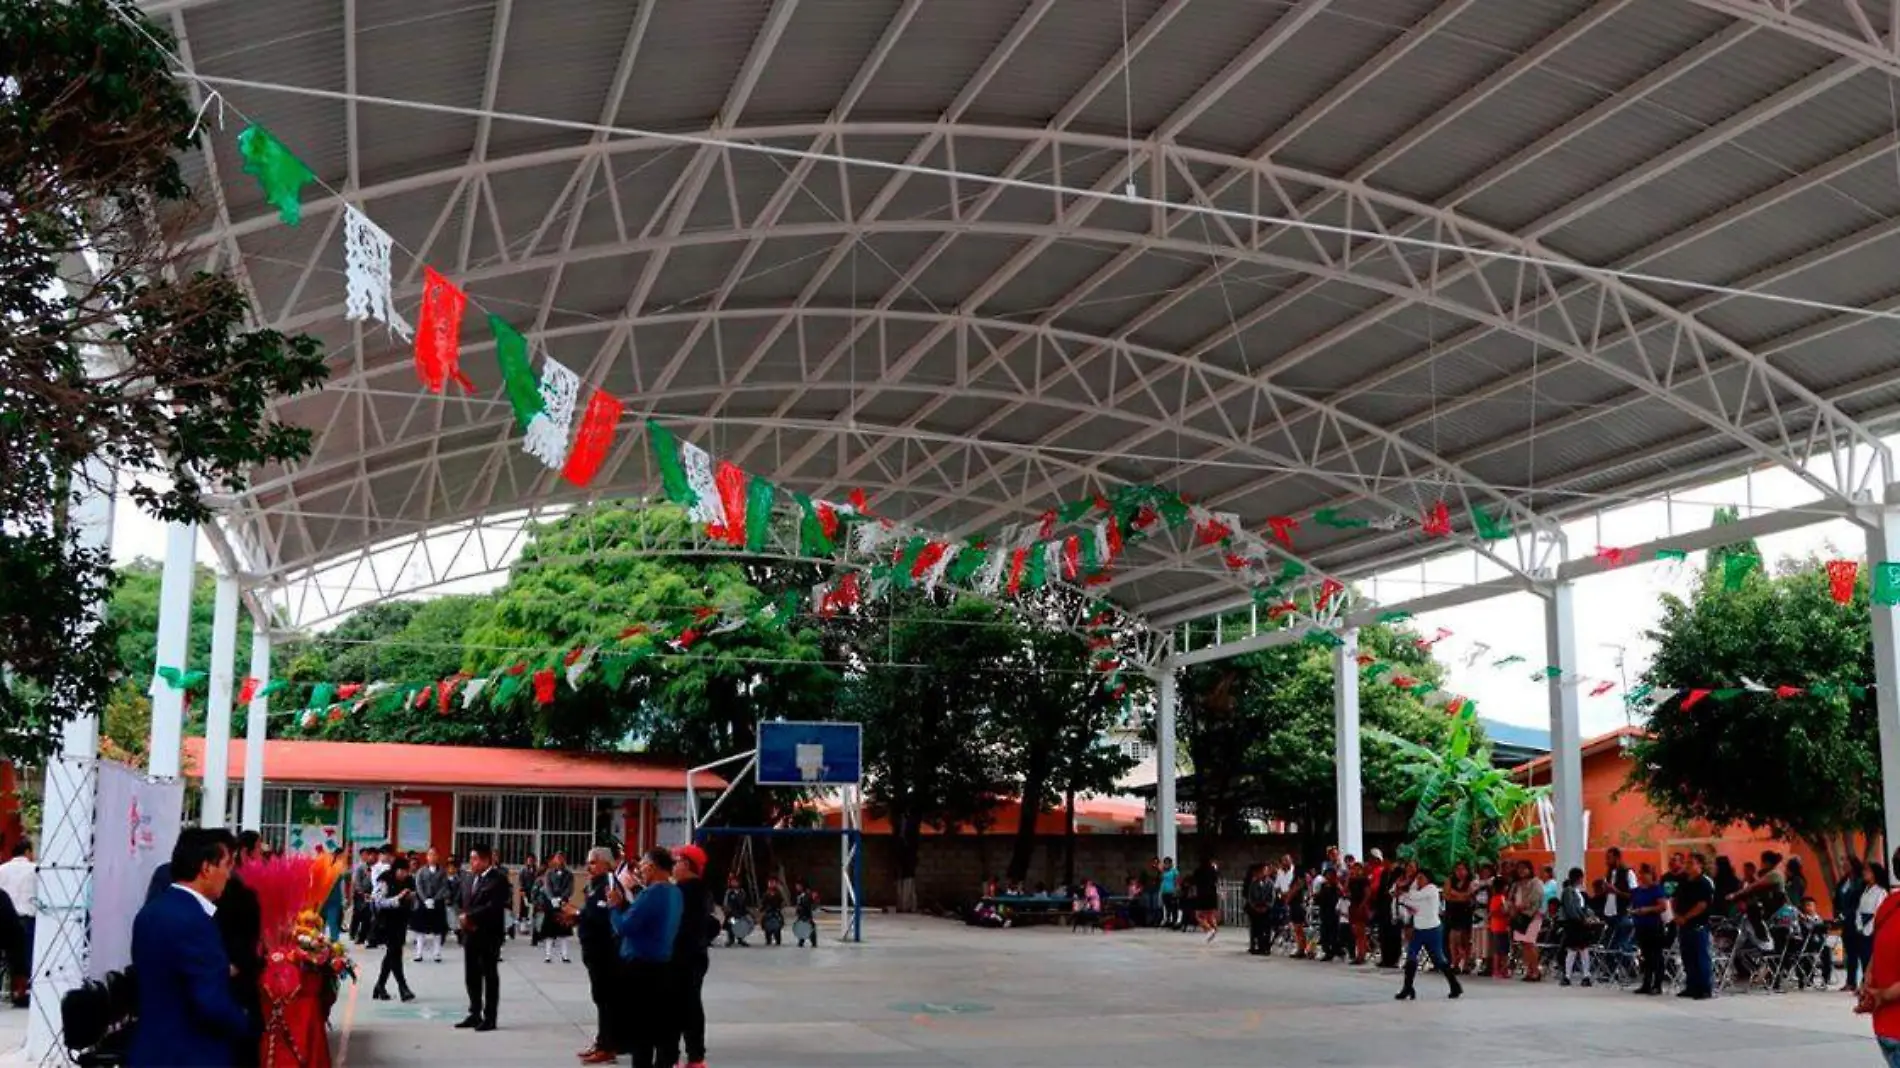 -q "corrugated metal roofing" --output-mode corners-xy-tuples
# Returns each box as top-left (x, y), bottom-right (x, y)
(156, 0), (1900, 627)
